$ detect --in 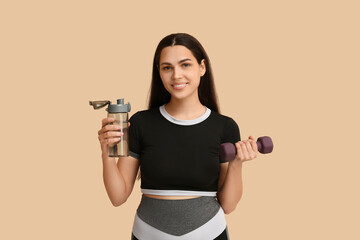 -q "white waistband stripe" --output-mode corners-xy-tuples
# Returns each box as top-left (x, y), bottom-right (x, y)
(141, 189), (217, 197)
